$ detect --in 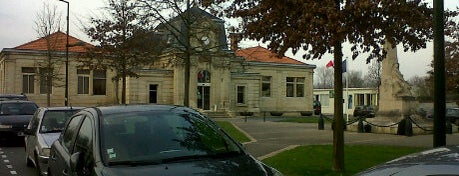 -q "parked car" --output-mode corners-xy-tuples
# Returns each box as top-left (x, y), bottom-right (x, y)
(353, 105), (375, 118)
(25, 107), (83, 176)
(0, 100), (38, 140)
(0, 94), (28, 101)
(446, 108), (459, 125)
(313, 100), (321, 115)
(357, 145), (459, 175)
(48, 104), (282, 176)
